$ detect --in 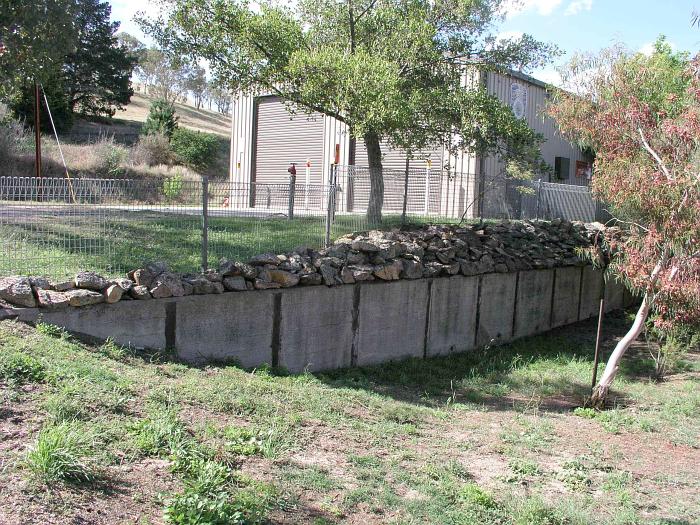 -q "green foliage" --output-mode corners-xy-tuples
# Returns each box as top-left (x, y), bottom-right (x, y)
(9, 75), (74, 133)
(456, 482), (497, 509)
(141, 0), (557, 220)
(0, 351), (45, 385)
(36, 322), (69, 338)
(26, 423), (94, 482)
(0, 0), (77, 101)
(170, 128), (220, 170)
(142, 99), (179, 138)
(163, 174), (185, 201)
(63, 0), (137, 117)
(131, 410), (190, 457)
